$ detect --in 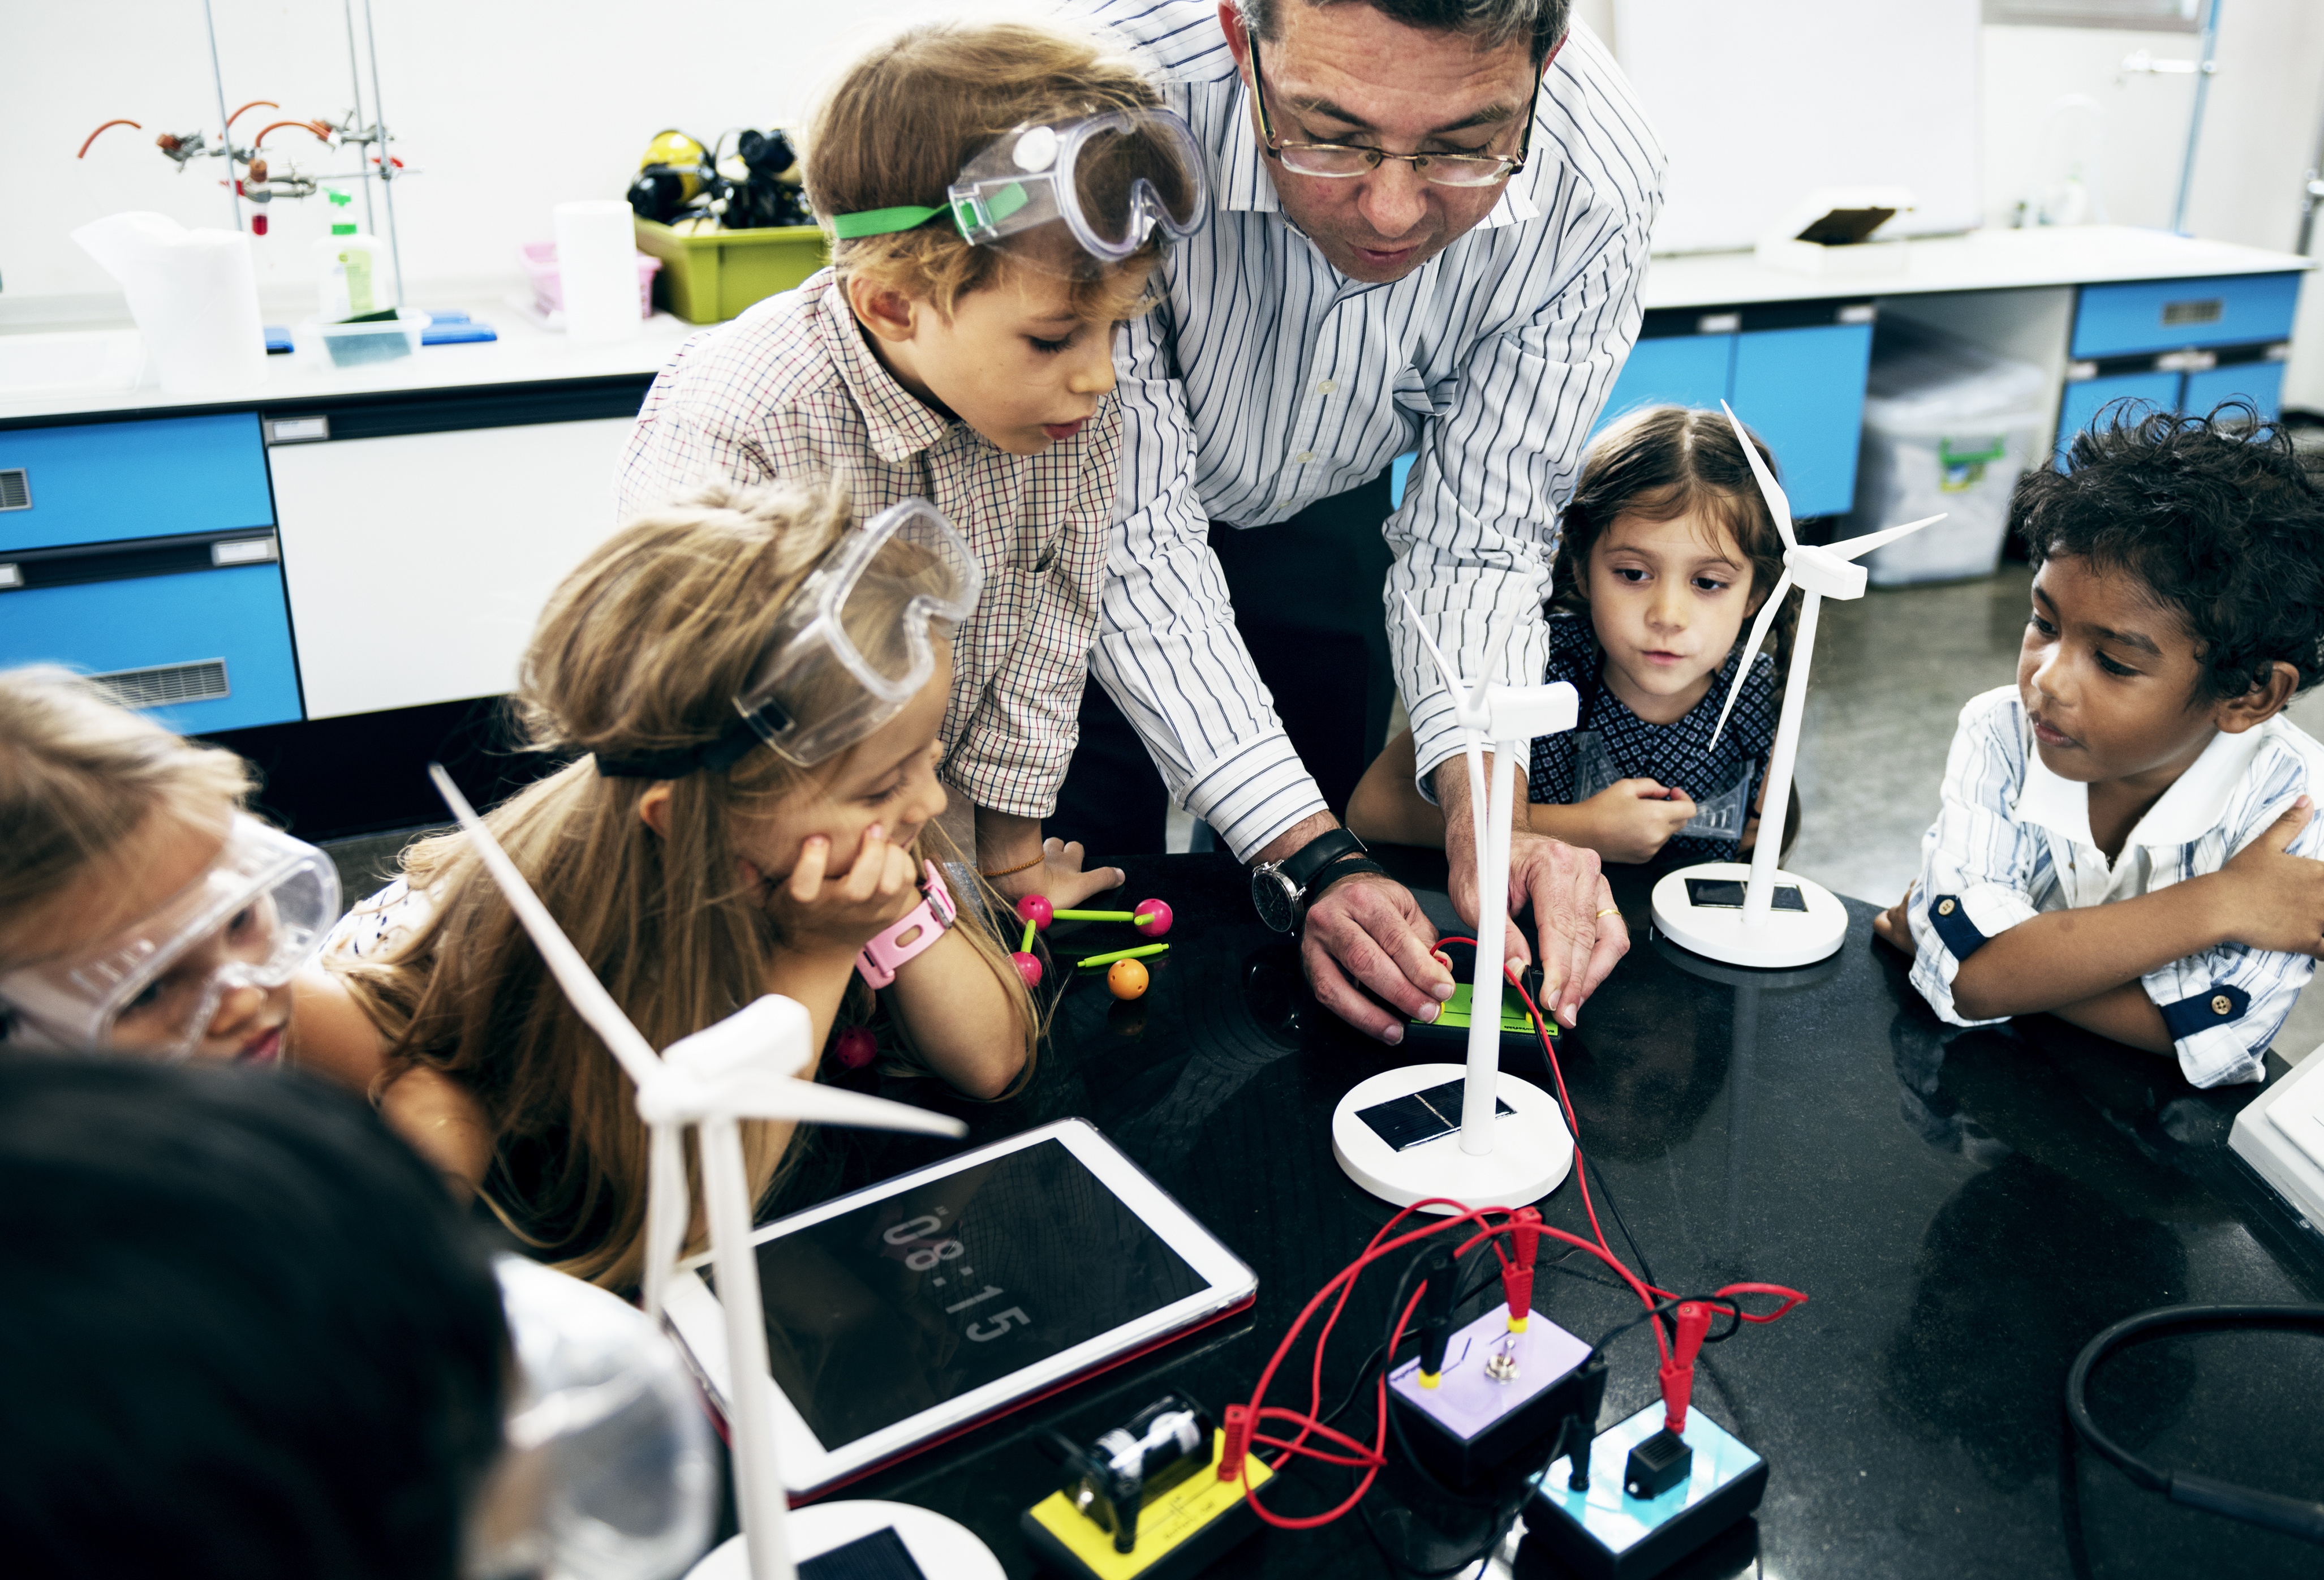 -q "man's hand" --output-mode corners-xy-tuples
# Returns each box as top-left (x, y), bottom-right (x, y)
(2216, 796), (2324, 957)
(1577, 778), (1695, 864)
(1439, 758), (1626, 1026)
(1254, 811), (1454, 1043)
(1301, 871), (1457, 1044)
